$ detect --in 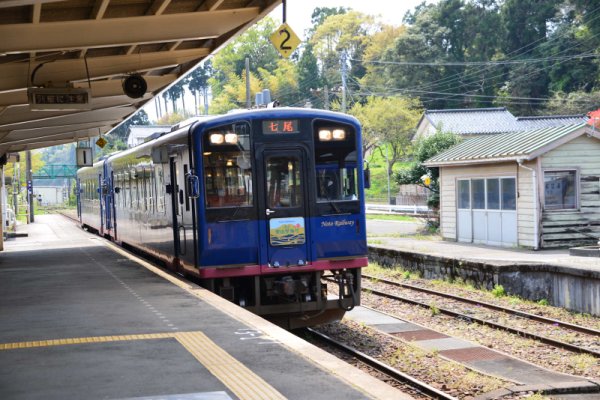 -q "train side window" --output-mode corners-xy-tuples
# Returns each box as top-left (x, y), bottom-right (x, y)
(203, 122), (253, 209)
(156, 165), (165, 213)
(131, 170), (138, 209)
(141, 168), (147, 211)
